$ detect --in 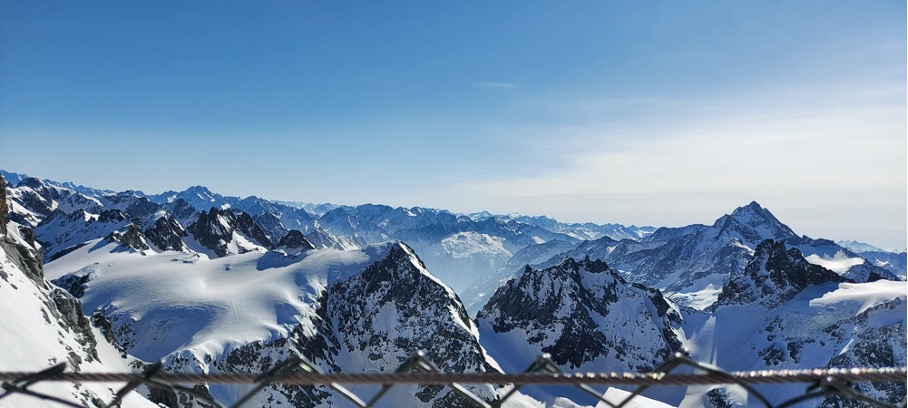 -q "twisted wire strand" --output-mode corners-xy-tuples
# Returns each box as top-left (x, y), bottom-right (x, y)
(0, 353), (904, 408)
(0, 367), (902, 386)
